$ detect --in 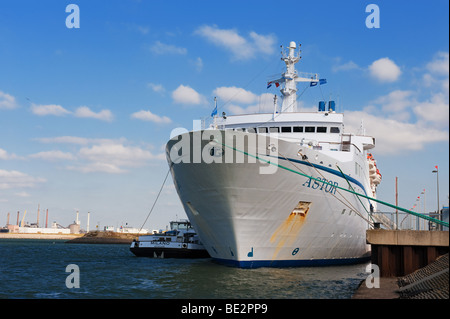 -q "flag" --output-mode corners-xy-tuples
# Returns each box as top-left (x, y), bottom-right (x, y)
(319, 78), (327, 85)
(310, 81), (318, 87)
(267, 81), (272, 89)
(211, 105), (217, 117)
(435, 165), (438, 170)
(275, 82), (280, 87)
